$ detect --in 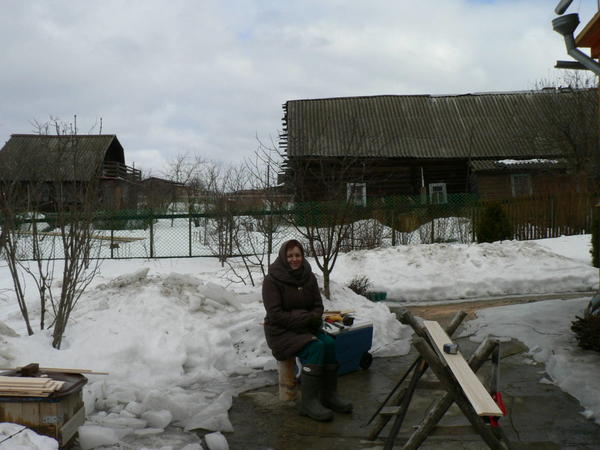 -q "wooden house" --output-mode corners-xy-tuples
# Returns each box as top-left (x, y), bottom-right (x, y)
(280, 89), (597, 203)
(226, 186), (293, 211)
(576, 8), (600, 59)
(139, 176), (188, 210)
(0, 134), (141, 210)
